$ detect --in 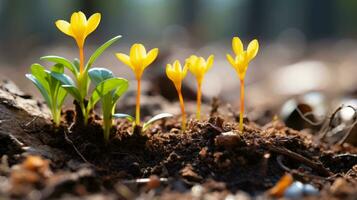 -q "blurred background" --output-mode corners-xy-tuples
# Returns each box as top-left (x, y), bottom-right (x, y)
(0, 0), (357, 132)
